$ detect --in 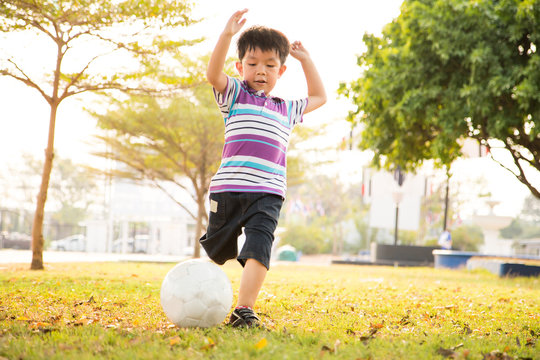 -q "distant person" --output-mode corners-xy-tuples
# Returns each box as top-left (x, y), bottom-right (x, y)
(438, 230), (452, 250)
(200, 9), (326, 328)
